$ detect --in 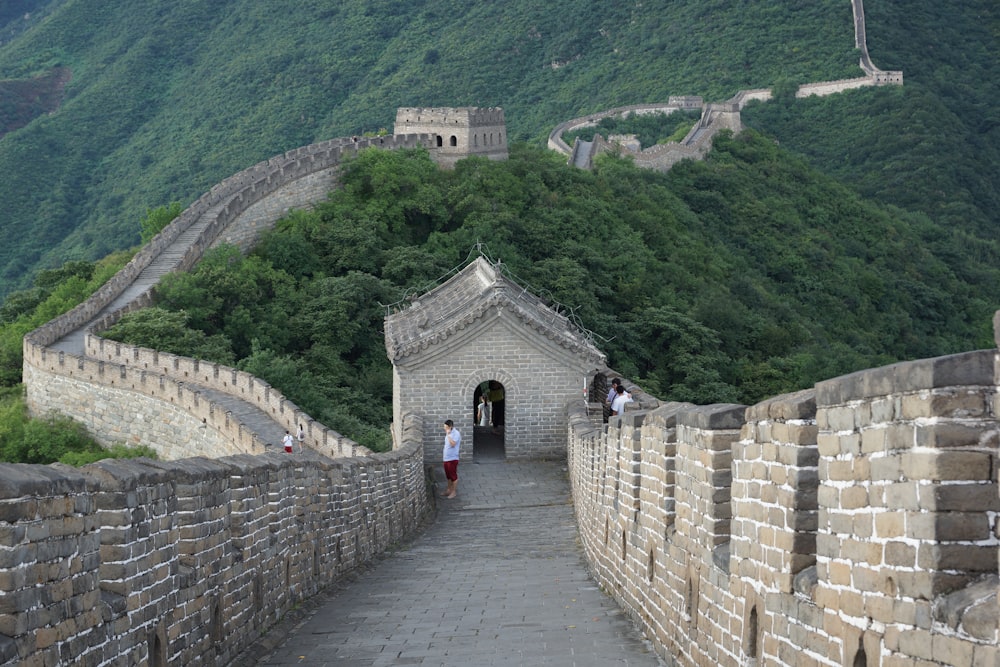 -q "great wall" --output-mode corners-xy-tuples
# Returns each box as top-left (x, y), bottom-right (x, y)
(549, 0), (902, 172)
(3, 2), (996, 666)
